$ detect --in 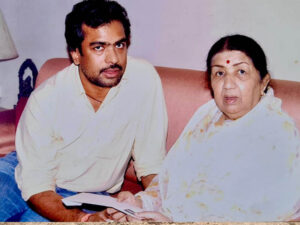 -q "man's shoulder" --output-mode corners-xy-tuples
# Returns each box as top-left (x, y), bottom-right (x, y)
(121, 57), (162, 97)
(125, 56), (160, 86)
(127, 56), (154, 67)
(23, 64), (77, 117)
(126, 56), (157, 76)
(34, 64), (76, 94)
(29, 64), (77, 108)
